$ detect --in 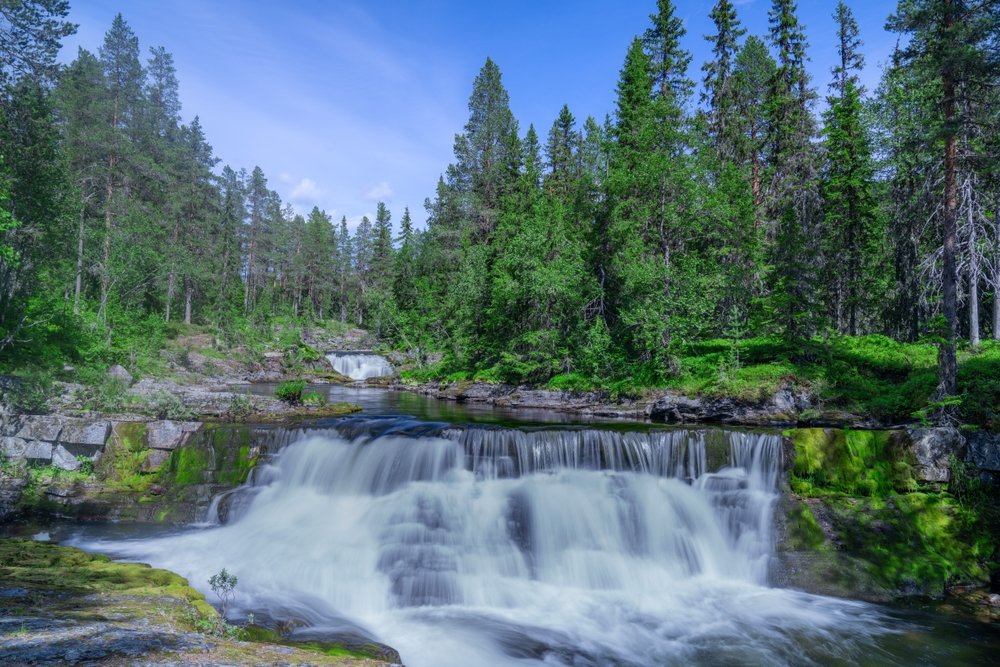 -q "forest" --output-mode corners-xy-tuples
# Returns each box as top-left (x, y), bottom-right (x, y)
(1, 0), (1000, 427)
